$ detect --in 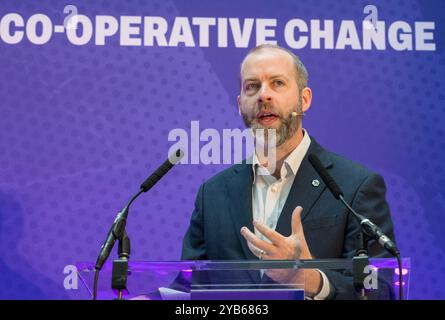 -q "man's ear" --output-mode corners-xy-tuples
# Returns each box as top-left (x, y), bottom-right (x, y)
(301, 87), (312, 113)
(237, 95), (242, 115)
